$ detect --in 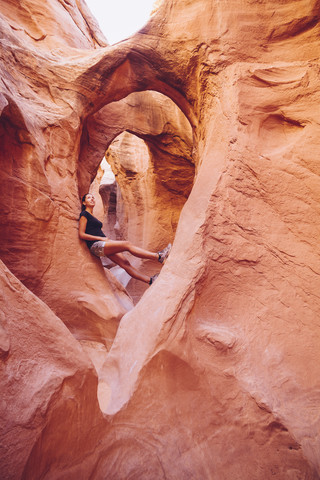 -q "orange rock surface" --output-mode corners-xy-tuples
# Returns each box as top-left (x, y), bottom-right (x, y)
(1, 0), (320, 478)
